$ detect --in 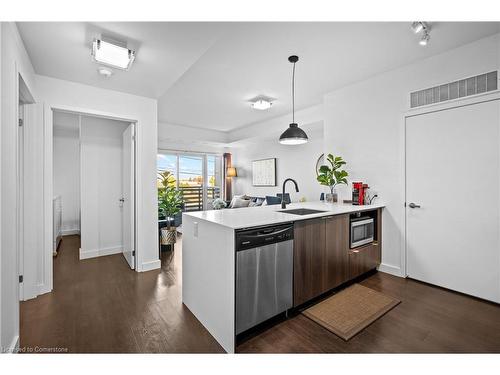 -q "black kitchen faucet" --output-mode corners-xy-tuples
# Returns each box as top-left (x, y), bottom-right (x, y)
(281, 178), (299, 209)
